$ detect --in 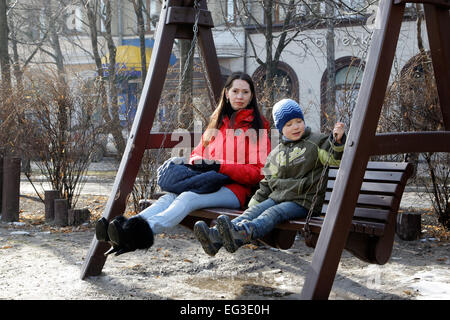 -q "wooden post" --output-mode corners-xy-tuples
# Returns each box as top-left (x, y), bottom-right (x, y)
(54, 199), (68, 227)
(396, 211), (422, 241)
(0, 154), (3, 217)
(68, 208), (91, 226)
(1, 157), (21, 222)
(44, 190), (60, 222)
